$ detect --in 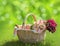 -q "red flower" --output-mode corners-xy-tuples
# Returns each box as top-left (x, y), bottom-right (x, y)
(46, 19), (57, 33)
